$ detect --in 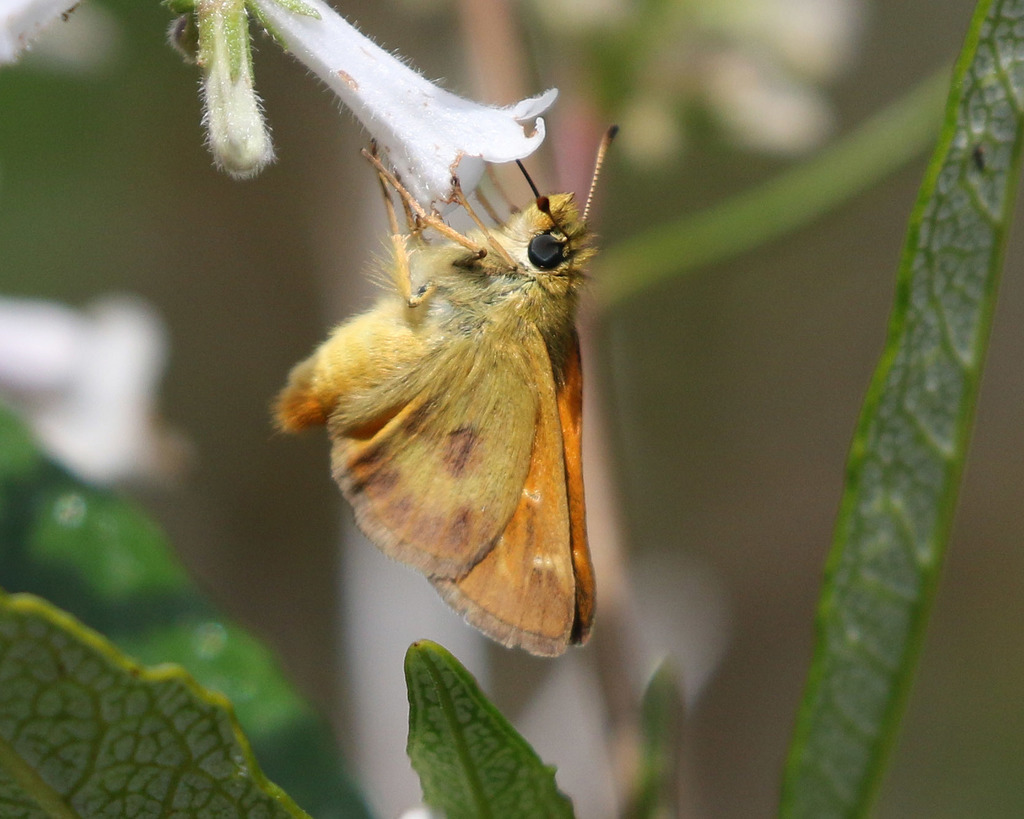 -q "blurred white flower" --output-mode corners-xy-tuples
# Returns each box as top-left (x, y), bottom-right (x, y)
(0, 0), (78, 63)
(249, 0), (556, 206)
(703, 49), (834, 155)
(397, 808), (442, 819)
(627, 548), (731, 708)
(531, 0), (864, 161)
(694, 0), (863, 155)
(516, 658), (618, 818)
(0, 295), (188, 485)
(340, 518), (489, 817)
(710, 0), (863, 80)
(1, 1), (121, 72)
